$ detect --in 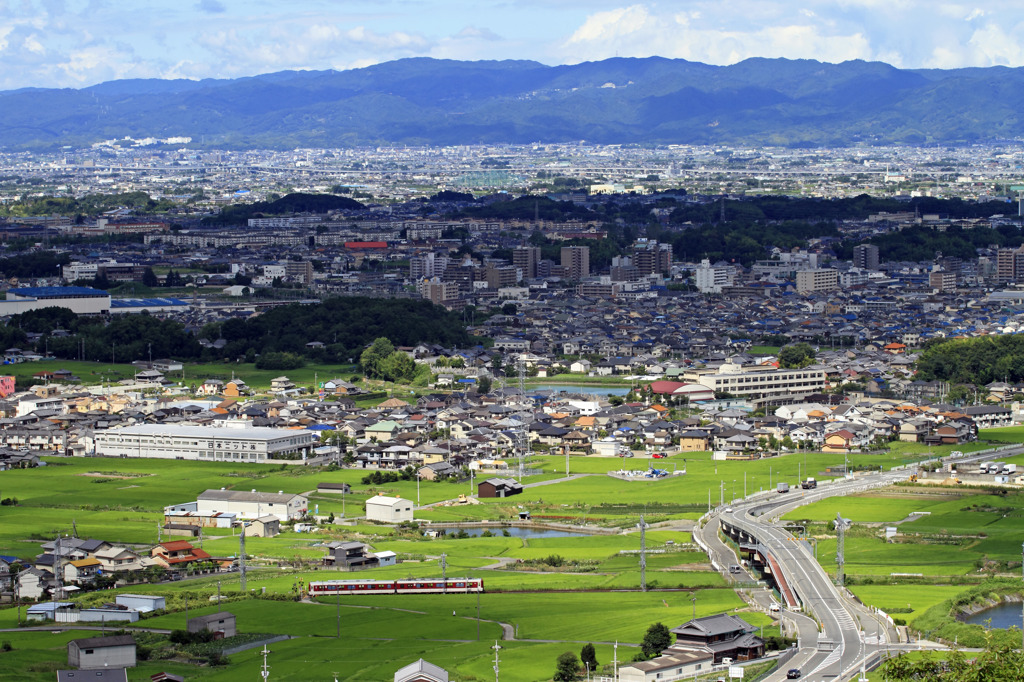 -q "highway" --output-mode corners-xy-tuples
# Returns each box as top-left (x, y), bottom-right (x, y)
(692, 458), (986, 682)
